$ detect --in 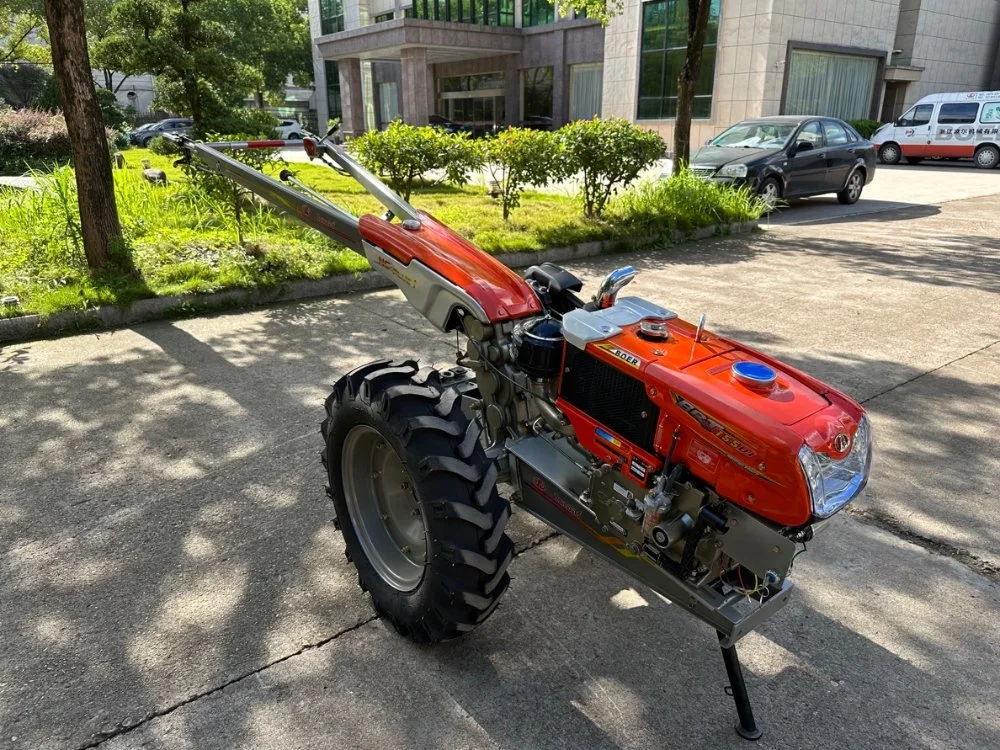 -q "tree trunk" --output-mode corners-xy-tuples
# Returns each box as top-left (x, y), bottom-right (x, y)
(672, 0), (712, 175)
(42, 0), (123, 271)
(254, 89), (265, 109)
